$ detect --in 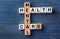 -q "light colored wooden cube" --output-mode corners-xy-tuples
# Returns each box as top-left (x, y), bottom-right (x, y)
(46, 7), (52, 13)
(41, 7), (47, 13)
(30, 24), (36, 29)
(30, 7), (36, 13)
(25, 24), (30, 29)
(25, 29), (31, 35)
(19, 24), (24, 30)
(19, 8), (24, 13)
(35, 23), (42, 29)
